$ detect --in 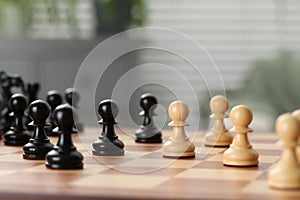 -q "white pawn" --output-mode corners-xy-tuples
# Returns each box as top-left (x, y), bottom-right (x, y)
(292, 109), (300, 162)
(162, 101), (195, 158)
(223, 105), (259, 166)
(268, 113), (300, 189)
(205, 95), (233, 147)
